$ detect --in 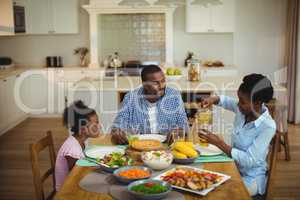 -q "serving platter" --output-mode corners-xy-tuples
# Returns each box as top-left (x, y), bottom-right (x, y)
(153, 166), (231, 196)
